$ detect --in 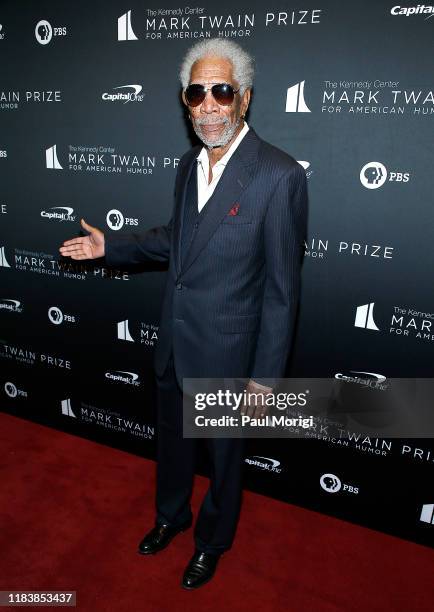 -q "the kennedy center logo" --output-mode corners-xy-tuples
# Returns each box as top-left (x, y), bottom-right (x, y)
(61, 398), (76, 418)
(354, 302), (380, 331)
(420, 504), (434, 524)
(0, 246), (11, 267)
(285, 81), (311, 113)
(46, 145), (63, 169)
(117, 319), (134, 342)
(118, 10), (138, 41)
